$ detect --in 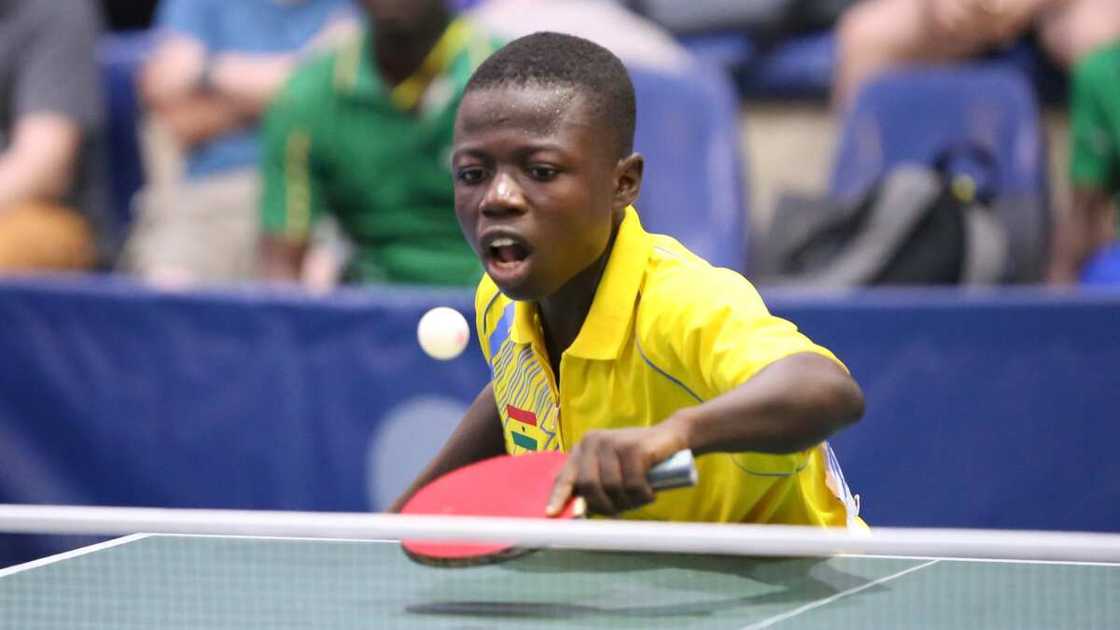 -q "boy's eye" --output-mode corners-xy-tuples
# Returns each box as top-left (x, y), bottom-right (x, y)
(527, 165), (558, 181)
(455, 167), (487, 185)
